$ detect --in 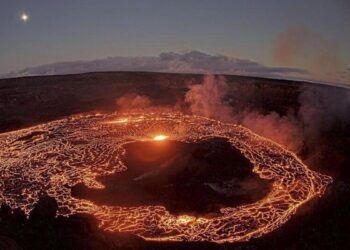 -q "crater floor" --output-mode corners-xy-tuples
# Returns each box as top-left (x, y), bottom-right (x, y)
(72, 138), (271, 215)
